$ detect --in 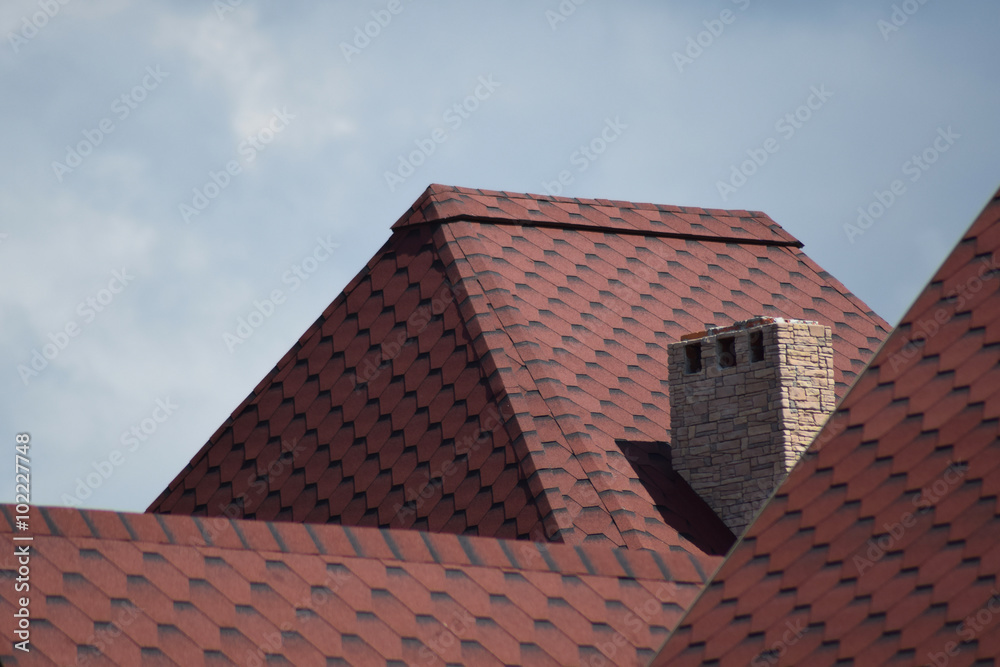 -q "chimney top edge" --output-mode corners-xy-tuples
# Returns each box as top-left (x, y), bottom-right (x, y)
(678, 317), (821, 341)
